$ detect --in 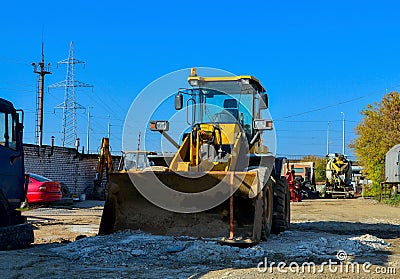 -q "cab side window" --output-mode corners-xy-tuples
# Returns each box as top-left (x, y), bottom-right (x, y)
(8, 114), (17, 150)
(0, 112), (17, 150)
(0, 112), (7, 147)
